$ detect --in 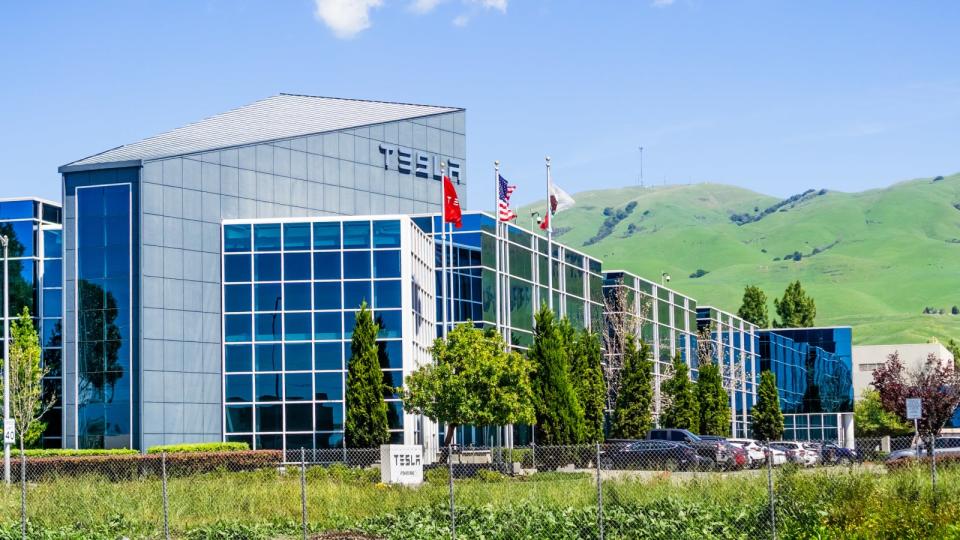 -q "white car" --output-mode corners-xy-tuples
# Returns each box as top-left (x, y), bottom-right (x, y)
(771, 441), (819, 466)
(728, 438), (768, 467)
